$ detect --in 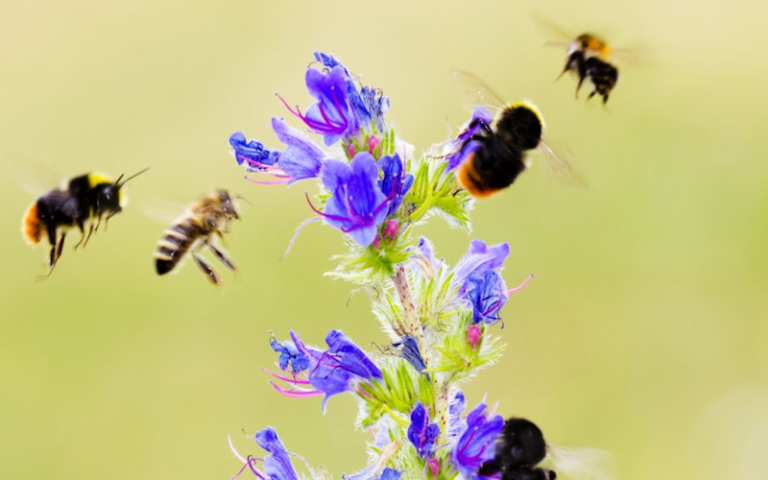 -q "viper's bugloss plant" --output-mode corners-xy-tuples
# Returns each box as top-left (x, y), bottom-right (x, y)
(226, 52), (572, 480)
